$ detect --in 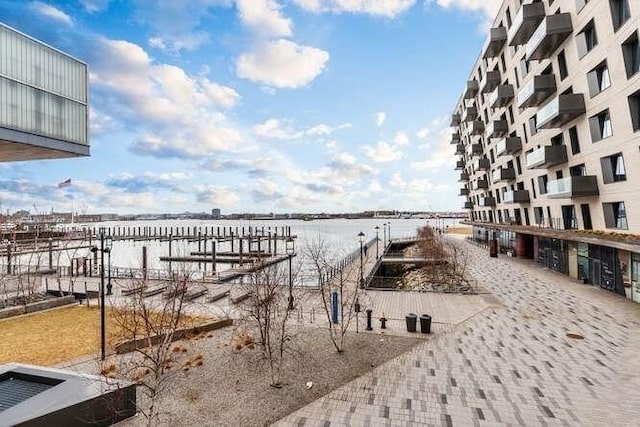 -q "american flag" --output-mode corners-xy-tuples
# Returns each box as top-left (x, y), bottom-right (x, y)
(57, 179), (71, 188)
